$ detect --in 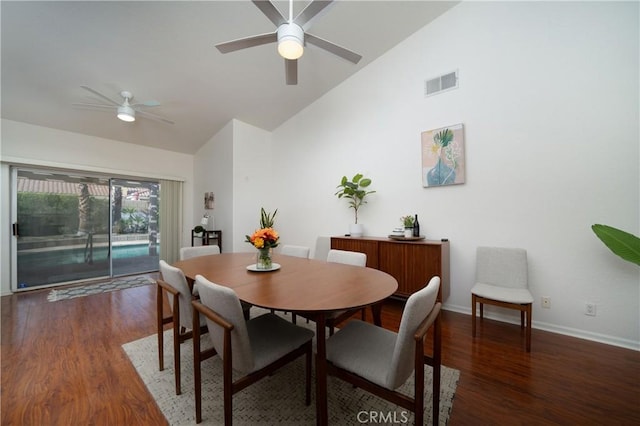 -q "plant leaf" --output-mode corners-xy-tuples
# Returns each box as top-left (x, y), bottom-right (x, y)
(592, 224), (640, 266)
(359, 178), (372, 187)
